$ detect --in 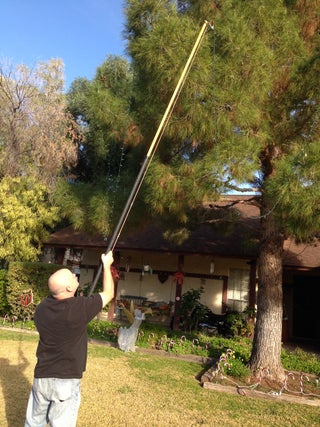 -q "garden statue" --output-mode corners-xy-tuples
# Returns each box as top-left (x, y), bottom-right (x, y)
(118, 308), (145, 352)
